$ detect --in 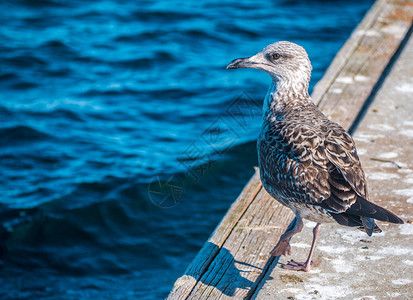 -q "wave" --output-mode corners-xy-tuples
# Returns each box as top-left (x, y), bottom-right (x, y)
(31, 108), (85, 122)
(5, 55), (47, 69)
(131, 10), (202, 23)
(0, 125), (51, 144)
(0, 106), (16, 122)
